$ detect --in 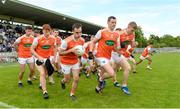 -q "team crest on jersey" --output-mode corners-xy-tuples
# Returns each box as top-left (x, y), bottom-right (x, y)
(24, 43), (32, 47)
(41, 45), (51, 49)
(105, 40), (115, 46)
(122, 40), (130, 45)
